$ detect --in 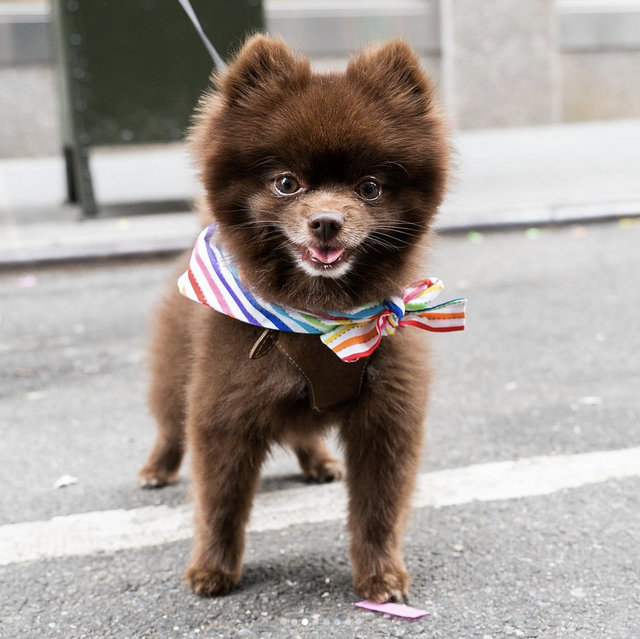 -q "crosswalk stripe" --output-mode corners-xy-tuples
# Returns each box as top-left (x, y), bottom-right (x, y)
(2, 446), (640, 567)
